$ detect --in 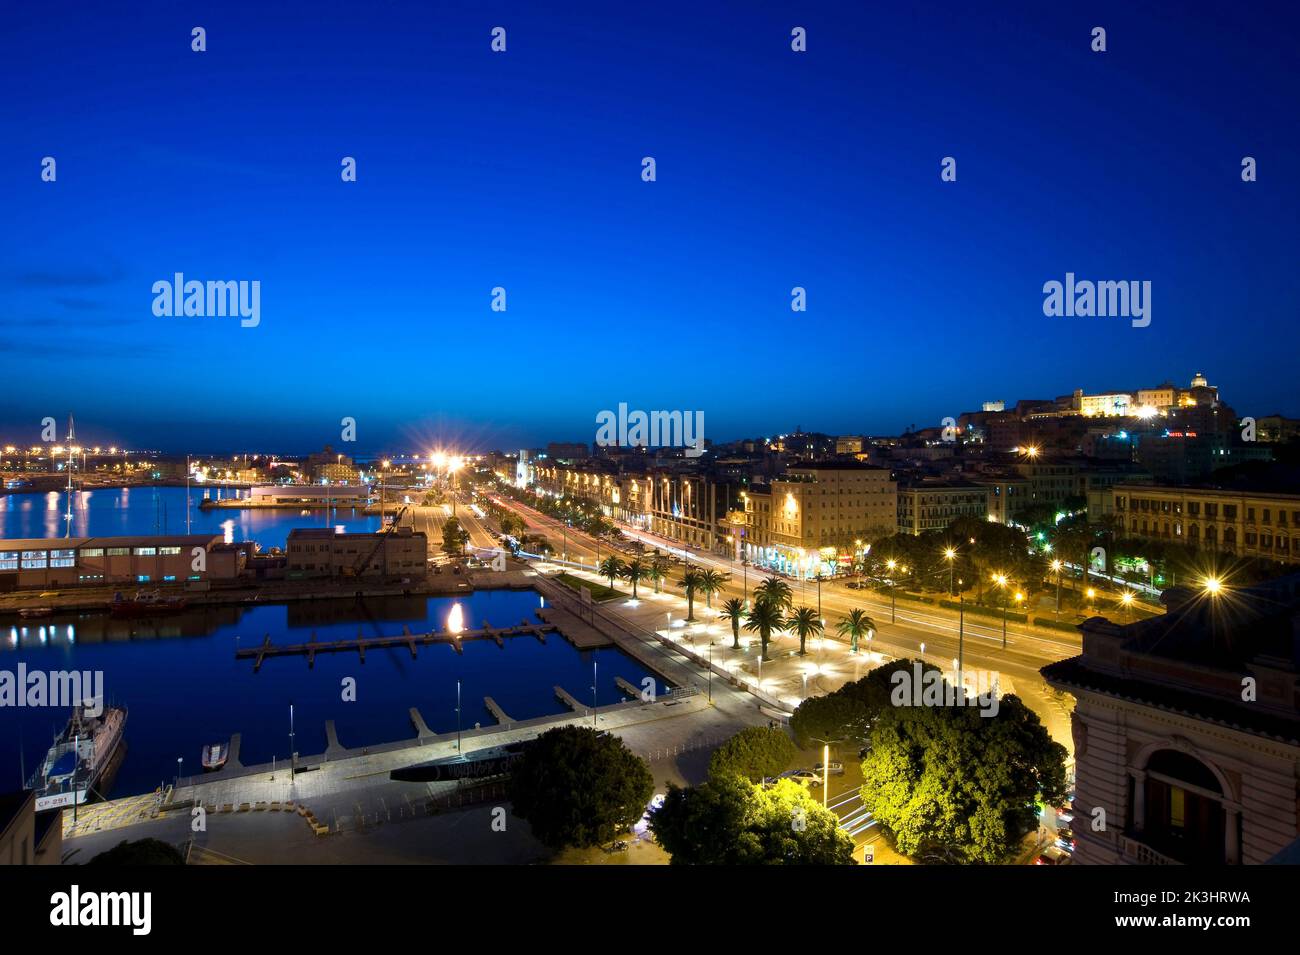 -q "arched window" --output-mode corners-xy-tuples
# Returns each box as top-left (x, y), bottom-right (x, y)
(1142, 750), (1226, 864)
